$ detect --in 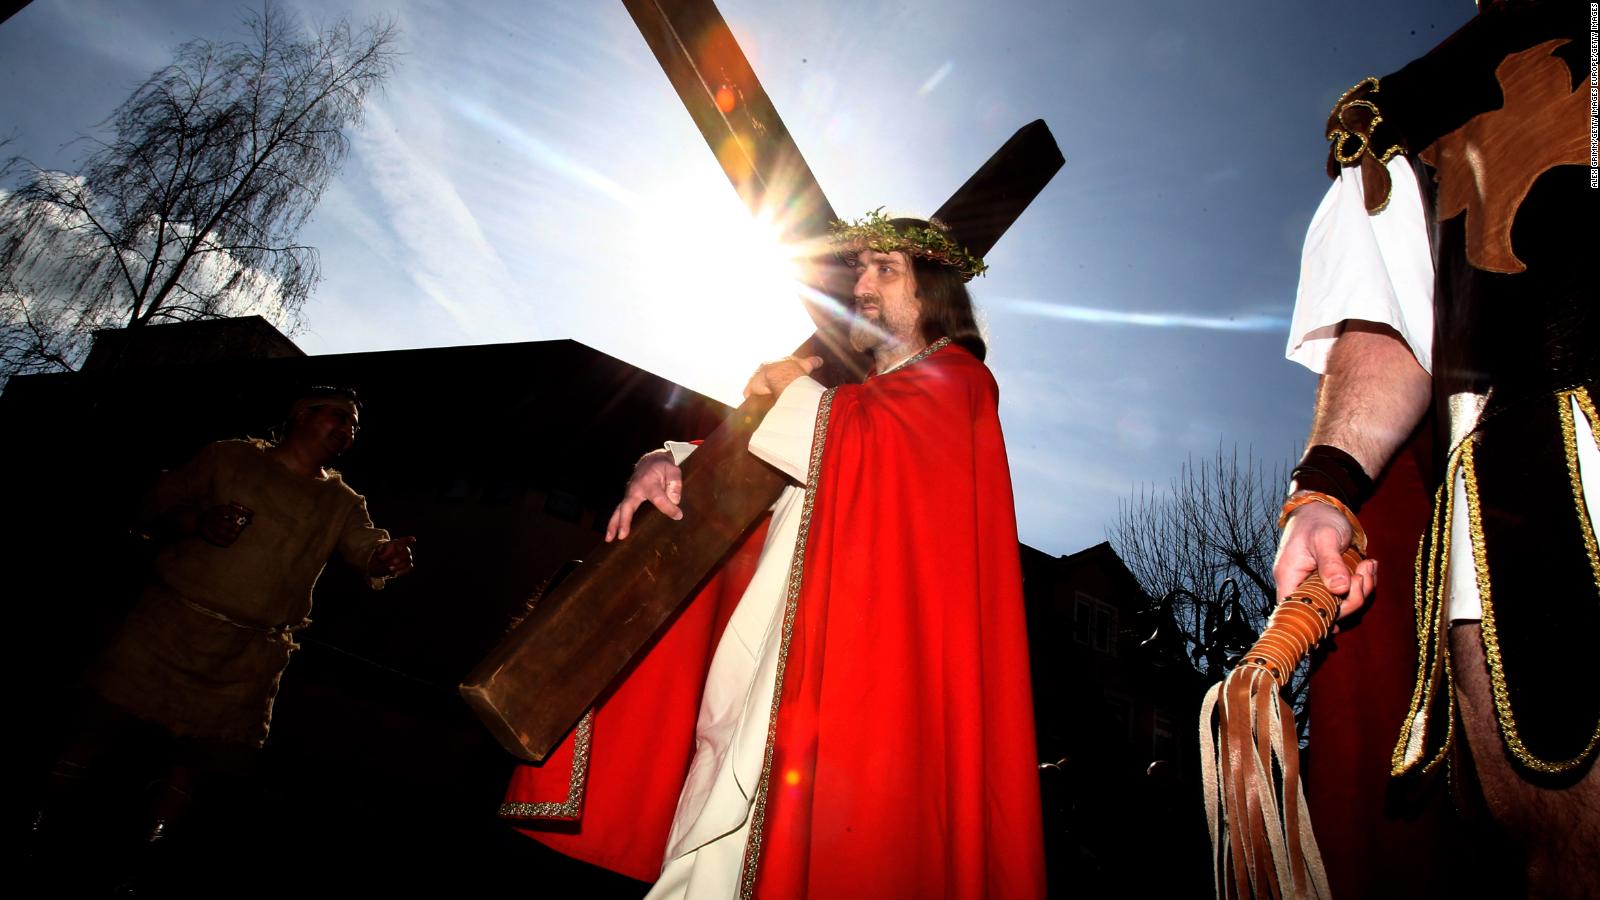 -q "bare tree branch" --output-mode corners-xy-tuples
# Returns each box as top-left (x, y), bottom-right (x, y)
(0, 4), (397, 385)
(1111, 445), (1317, 739)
